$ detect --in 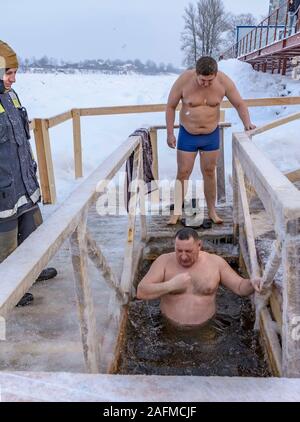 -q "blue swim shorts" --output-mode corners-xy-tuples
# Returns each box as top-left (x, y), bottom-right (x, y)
(177, 125), (220, 152)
